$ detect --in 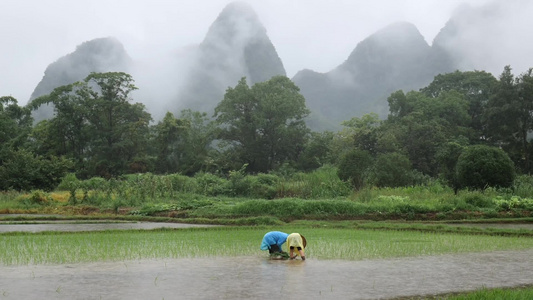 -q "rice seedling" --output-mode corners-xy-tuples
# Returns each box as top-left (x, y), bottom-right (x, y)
(1, 226), (532, 265)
